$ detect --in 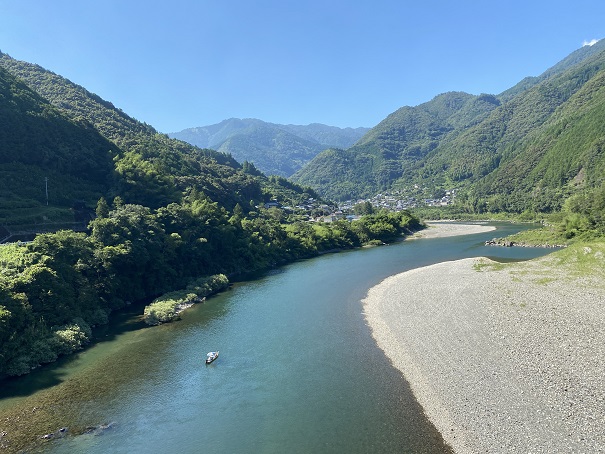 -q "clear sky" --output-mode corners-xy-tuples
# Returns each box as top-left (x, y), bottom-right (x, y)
(0, 1), (602, 132)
